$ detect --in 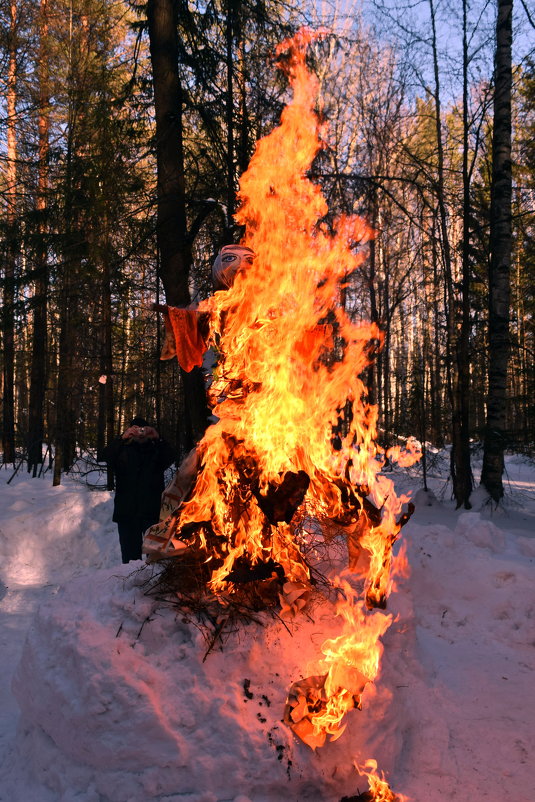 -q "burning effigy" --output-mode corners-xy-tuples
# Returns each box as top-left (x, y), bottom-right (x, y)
(143, 27), (419, 800)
